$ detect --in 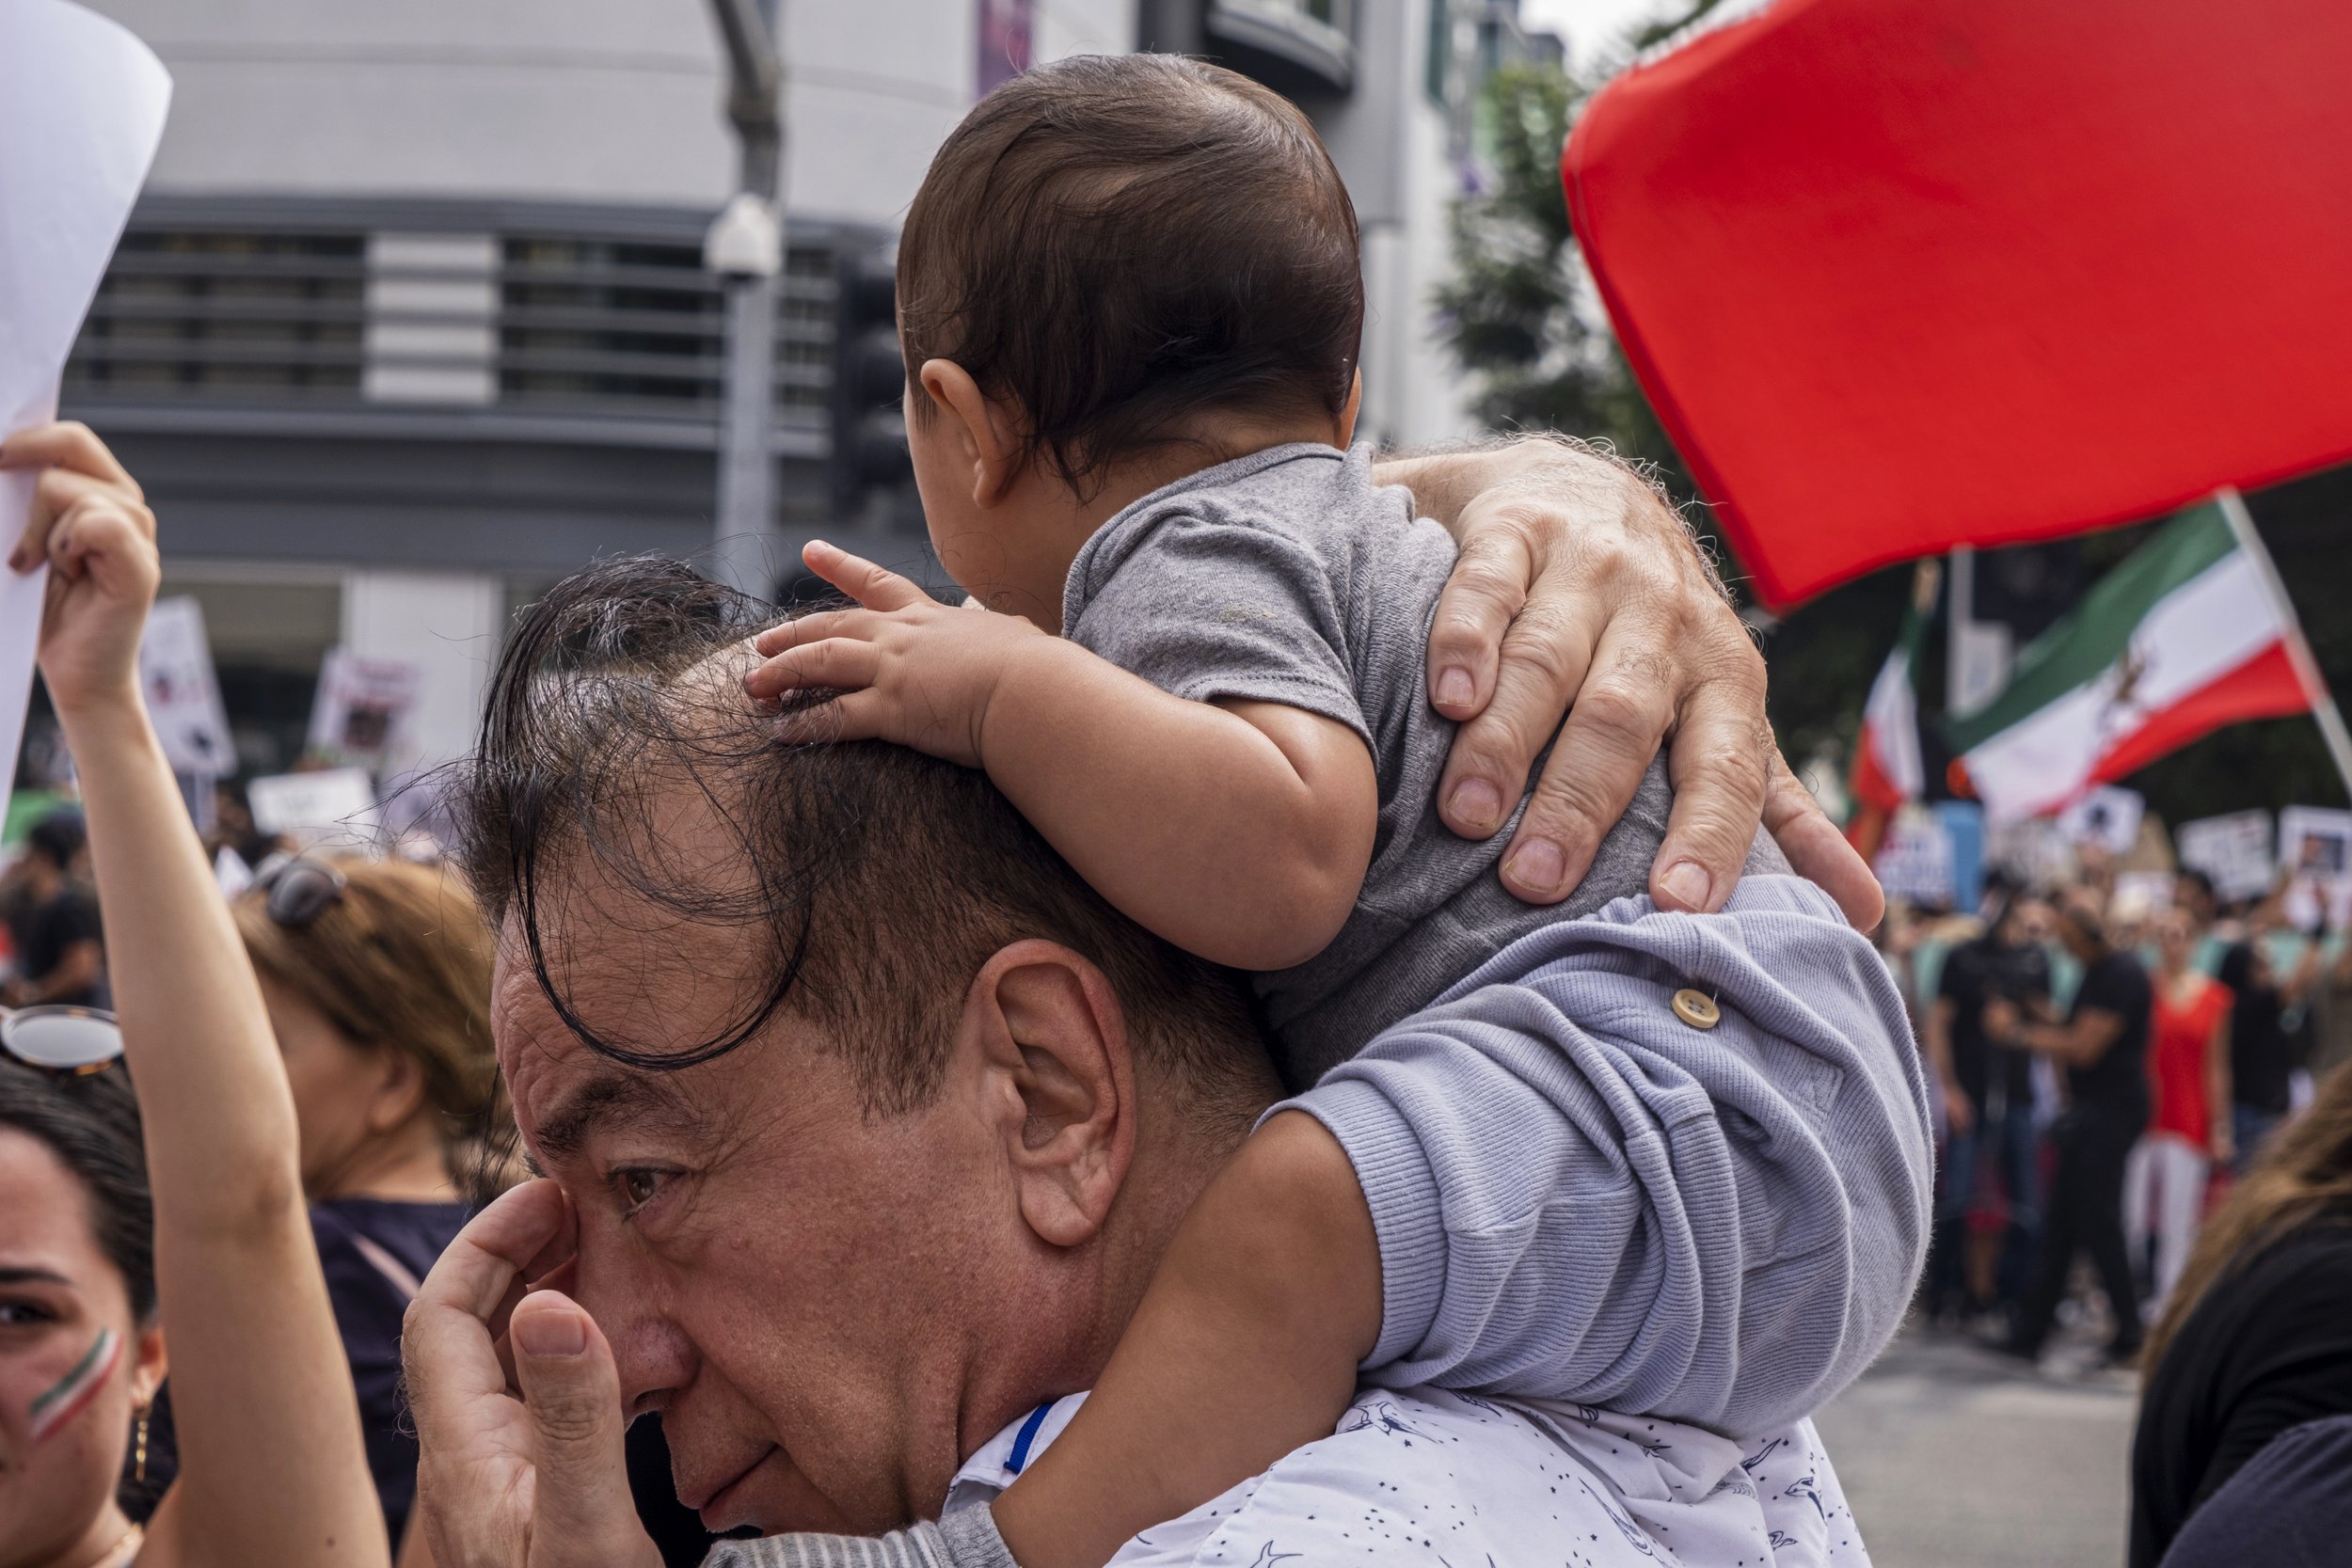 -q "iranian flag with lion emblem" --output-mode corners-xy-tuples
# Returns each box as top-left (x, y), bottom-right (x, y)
(1948, 499), (2313, 819)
